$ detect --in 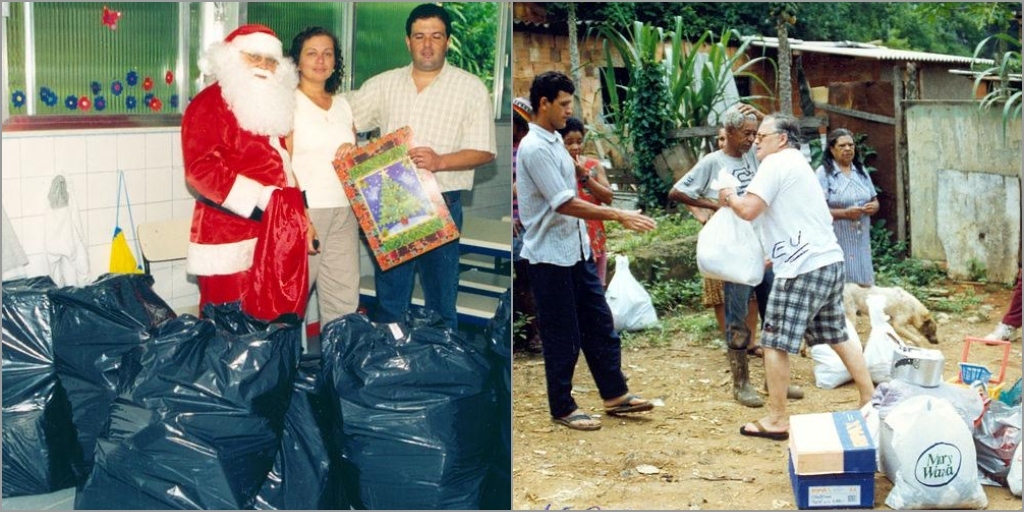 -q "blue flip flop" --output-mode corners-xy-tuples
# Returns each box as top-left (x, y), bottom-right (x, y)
(553, 412), (602, 431)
